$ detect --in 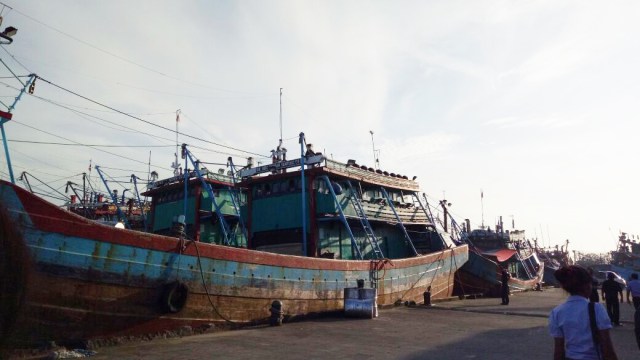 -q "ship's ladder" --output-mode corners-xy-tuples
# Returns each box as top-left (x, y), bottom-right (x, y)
(380, 187), (418, 256)
(317, 175), (364, 260)
(448, 216), (466, 244)
(516, 251), (535, 279)
(344, 180), (384, 259)
(413, 192), (436, 225)
(182, 145), (238, 246)
(412, 192), (448, 248)
(225, 184), (248, 243)
(225, 158), (248, 243)
(199, 182), (233, 245)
